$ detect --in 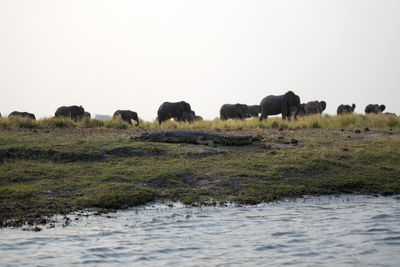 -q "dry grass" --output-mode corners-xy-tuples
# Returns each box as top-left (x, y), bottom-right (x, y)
(141, 114), (399, 130)
(0, 113), (399, 130)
